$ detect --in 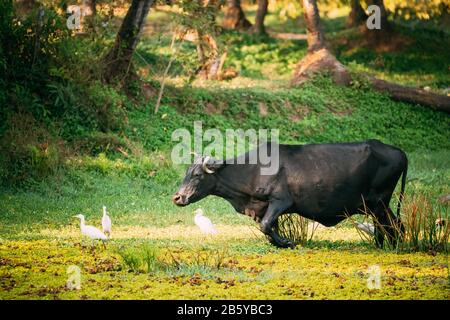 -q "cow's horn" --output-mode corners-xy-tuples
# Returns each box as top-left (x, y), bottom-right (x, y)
(202, 156), (215, 174)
